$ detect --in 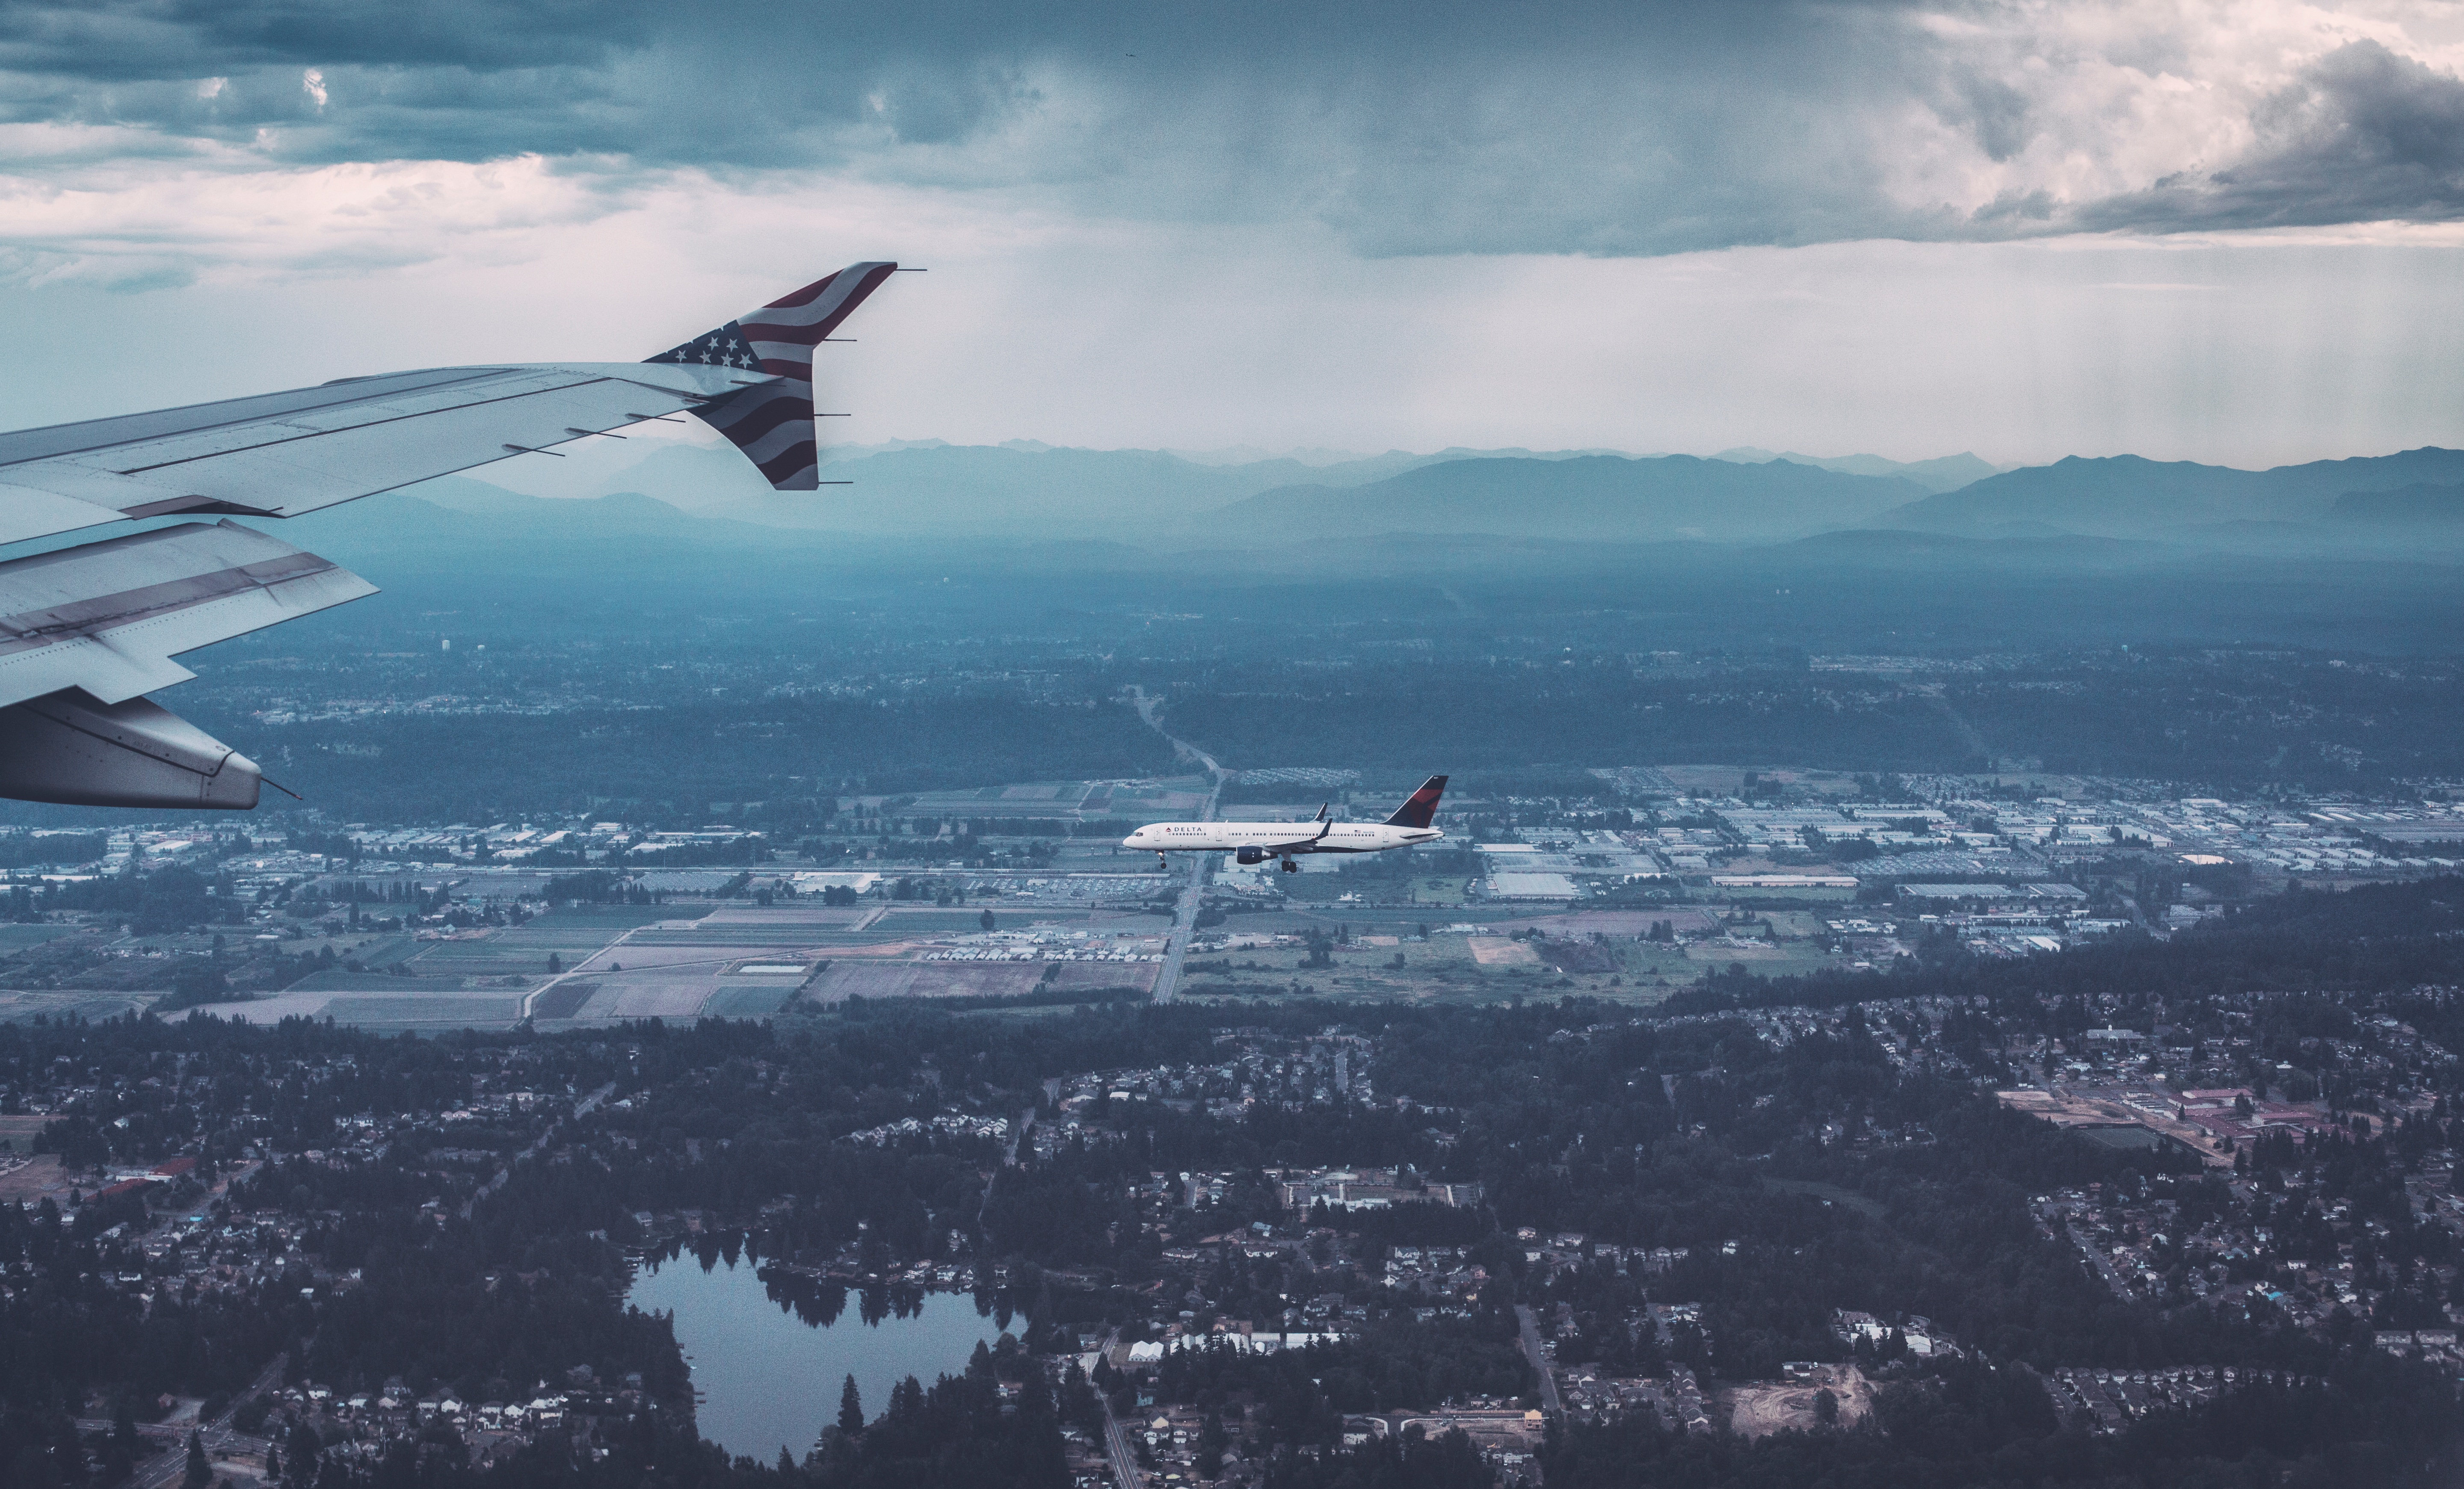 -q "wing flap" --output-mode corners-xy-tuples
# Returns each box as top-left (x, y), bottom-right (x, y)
(0, 521), (376, 710)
